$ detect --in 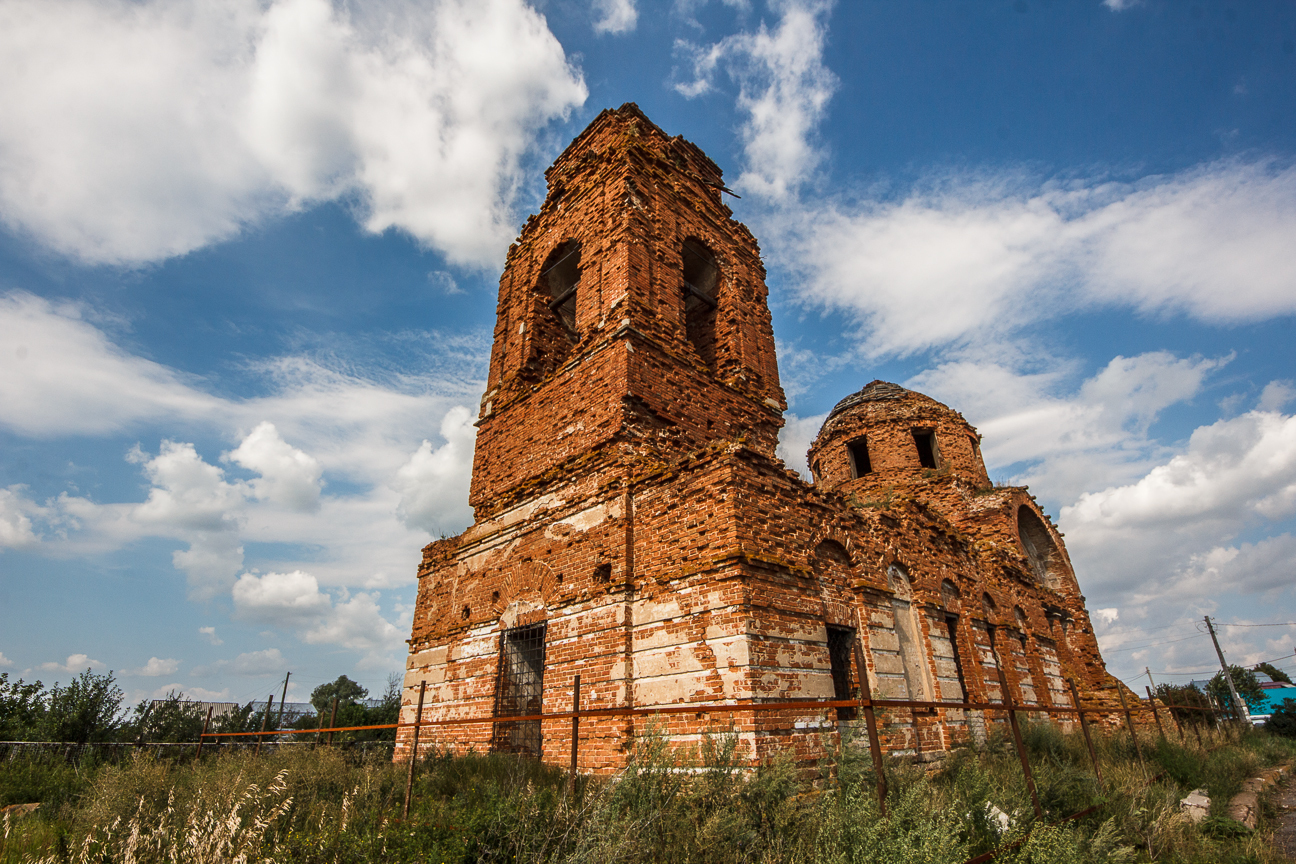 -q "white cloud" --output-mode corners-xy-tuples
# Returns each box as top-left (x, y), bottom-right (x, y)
(0, 293), (482, 604)
(392, 406), (477, 534)
(0, 293), (218, 437)
(0, 0), (586, 267)
(1102, 0), (1138, 10)
(1094, 608), (1119, 624)
(675, 0), (836, 200)
(0, 486), (44, 548)
(232, 569), (405, 665)
(40, 653), (105, 674)
(233, 570), (332, 625)
(776, 412), (827, 479)
(592, 0), (637, 34)
(226, 422), (322, 511)
(192, 648), (287, 678)
(774, 160), (1296, 357)
(304, 591), (404, 667)
(910, 351), (1227, 502)
(0, 652), (14, 668)
(1260, 380), (1296, 412)
(1061, 409), (1296, 602)
(128, 657), (181, 677)
(199, 626), (224, 646)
